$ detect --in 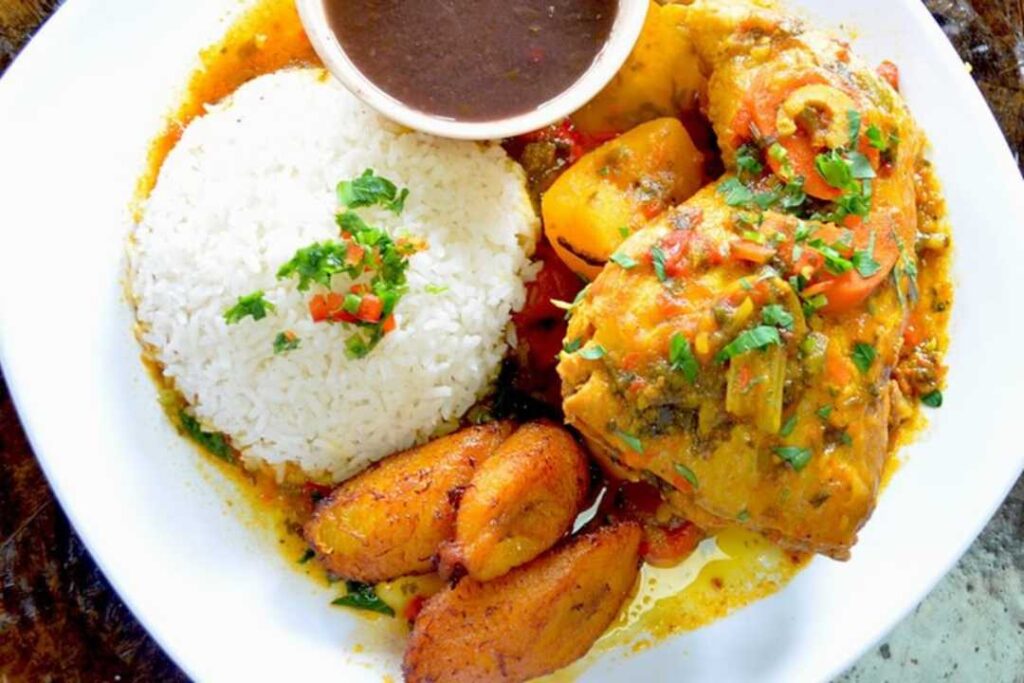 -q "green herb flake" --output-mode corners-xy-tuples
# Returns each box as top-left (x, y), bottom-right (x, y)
(273, 331), (301, 355)
(816, 405), (834, 420)
(851, 342), (877, 374)
(178, 409), (232, 462)
(298, 549), (315, 564)
(921, 390), (944, 408)
(815, 149), (854, 190)
(847, 151), (877, 180)
(838, 431), (854, 446)
(610, 252), (638, 269)
(779, 414), (799, 438)
(716, 326), (782, 363)
(276, 241), (355, 291)
(809, 239), (853, 275)
(614, 429), (644, 454)
(773, 446), (813, 471)
(651, 245), (668, 282)
(865, 124), (889, 152)
(224, 291), (276, 324)
(851, 231), (882, 278)
(669, 333), (700, 384)
(762, 304), (795, 331)
(737, 509), (751, 522)
(424, 284), (449, 294)
(332, 581), (395, 617)
(673, 462), (700, 489)
(736, 144), (764, 178)
(720, 177), (756, 207)
(563, 337), (583, 354)
(847, 110), (863, 148)
(579, 344), (607, 361)
(337, 169), (409, 214)
(618, 226), (631, 238)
